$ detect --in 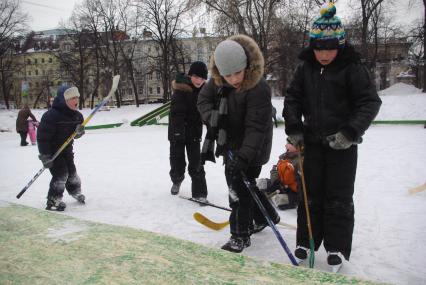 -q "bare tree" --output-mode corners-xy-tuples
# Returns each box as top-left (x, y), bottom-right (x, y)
(136, 0), (193, 101)
(197, 0), (281, 74)
(0, 0), (28, 109)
